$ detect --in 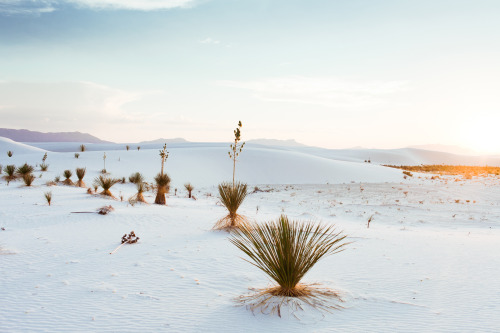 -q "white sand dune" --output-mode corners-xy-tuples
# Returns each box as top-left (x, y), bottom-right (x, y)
(1, 140), (499, 332)
(0, 137), (46, 156)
